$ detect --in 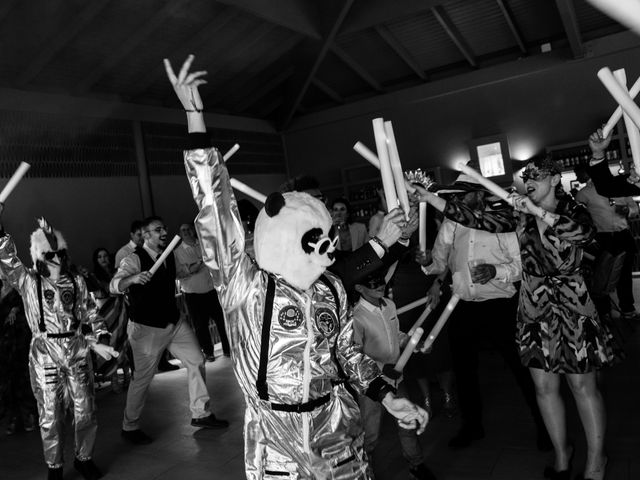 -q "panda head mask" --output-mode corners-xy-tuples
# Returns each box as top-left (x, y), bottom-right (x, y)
(253, 191), (337, 291)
